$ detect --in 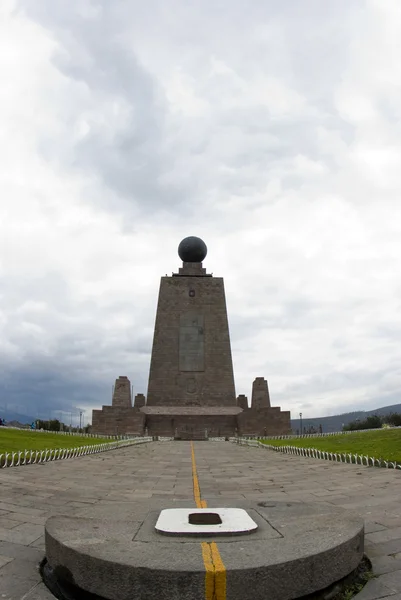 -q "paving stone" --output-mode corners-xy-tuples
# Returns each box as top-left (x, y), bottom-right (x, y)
(367, 527), (401, 545)
(378, 518), (401, 528)
(0, 517), (21, 530)
(0, 503), (45, 516)
(371, 556), (401, 575)
(0, 554), (13, 568)
(0, 523), (44, 545)
(0, 512), (47, 526)
(373, 539), (401, 557)
(0, 541), (44, 562)
(29, 534), (45, 551)
(0, 558), (41, 599)
(21, 581), (57, 599)
(353, 578), (396, 599)
(366, 523), (390, 534)
(379, 570), (401, 593)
